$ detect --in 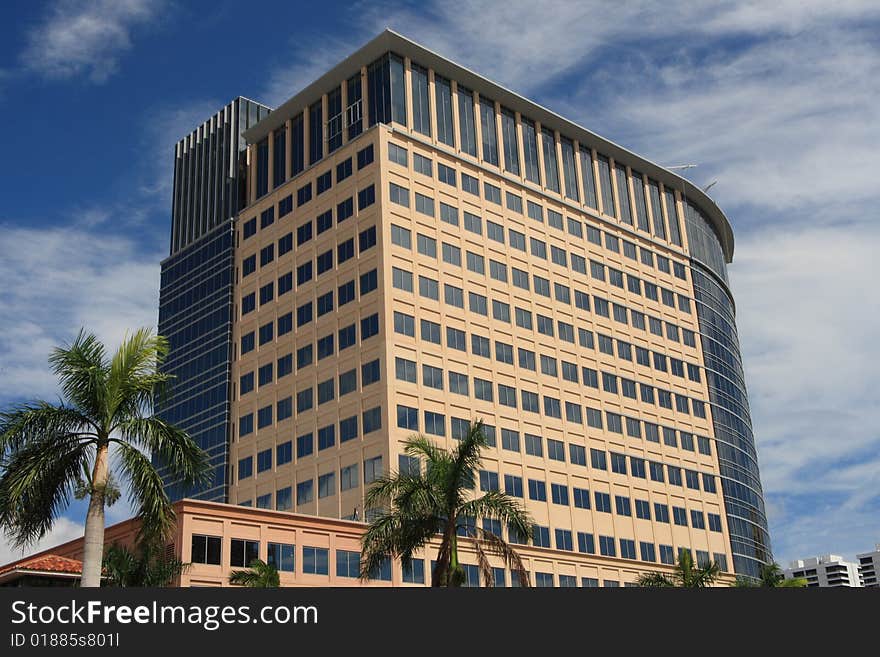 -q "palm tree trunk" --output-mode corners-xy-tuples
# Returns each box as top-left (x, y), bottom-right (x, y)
(449, 532), (460, 586)
(80, 442), (109, 587)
